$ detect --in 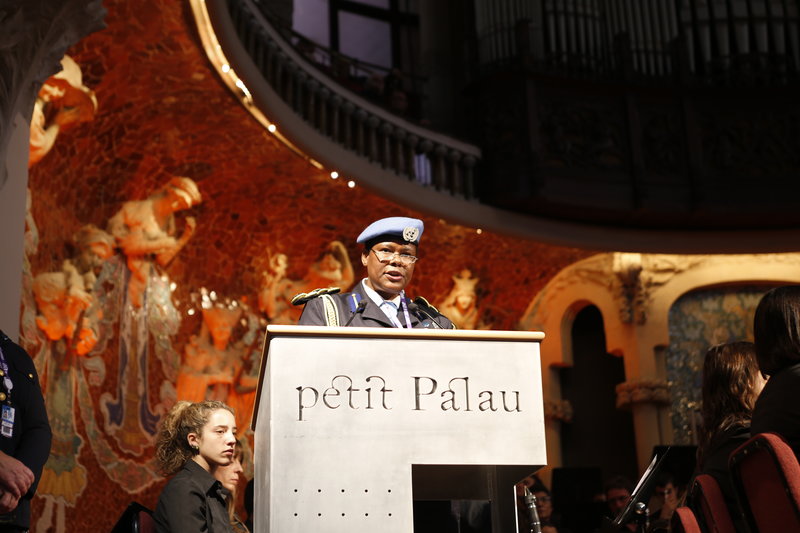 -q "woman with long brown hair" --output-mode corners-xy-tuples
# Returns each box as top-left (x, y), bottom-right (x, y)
(695, 341), (766, 527)
(214, 440), (250, 532)
(153, 400), (237, 533)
